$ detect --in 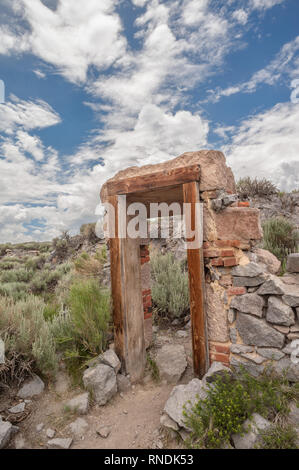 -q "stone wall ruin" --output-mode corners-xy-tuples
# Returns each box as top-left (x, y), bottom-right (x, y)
(101, 150), (299, 381)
